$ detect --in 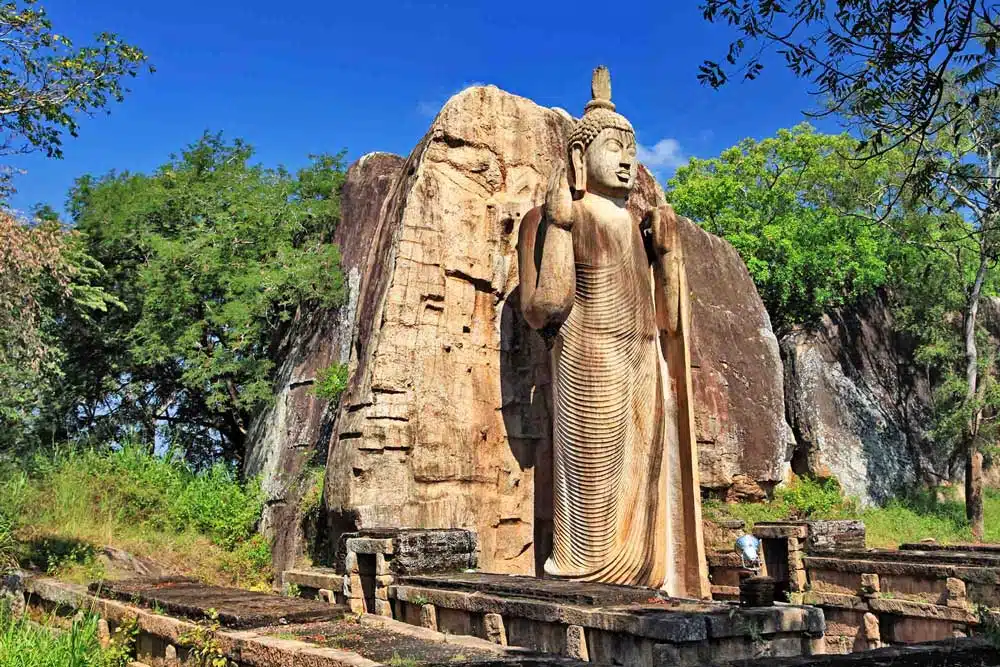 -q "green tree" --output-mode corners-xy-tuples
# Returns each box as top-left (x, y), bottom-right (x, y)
(667, 123), (897, 332)
(56, 133), (347, 464)
(903, 79), (1000, 540)
(698, 0), (996, 188)
(0, 211), (117, 450)
(0, 0), (150, 199)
